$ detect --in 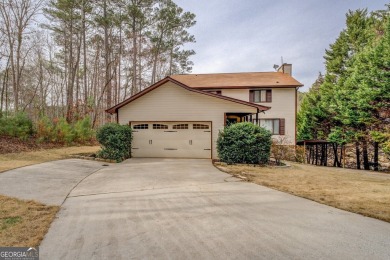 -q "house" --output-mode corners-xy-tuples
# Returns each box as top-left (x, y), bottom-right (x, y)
(106, 63), (303, 159)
